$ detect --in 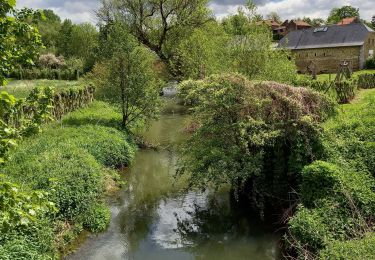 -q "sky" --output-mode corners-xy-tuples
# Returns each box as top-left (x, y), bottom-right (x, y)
(16, 0), (374, 24)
